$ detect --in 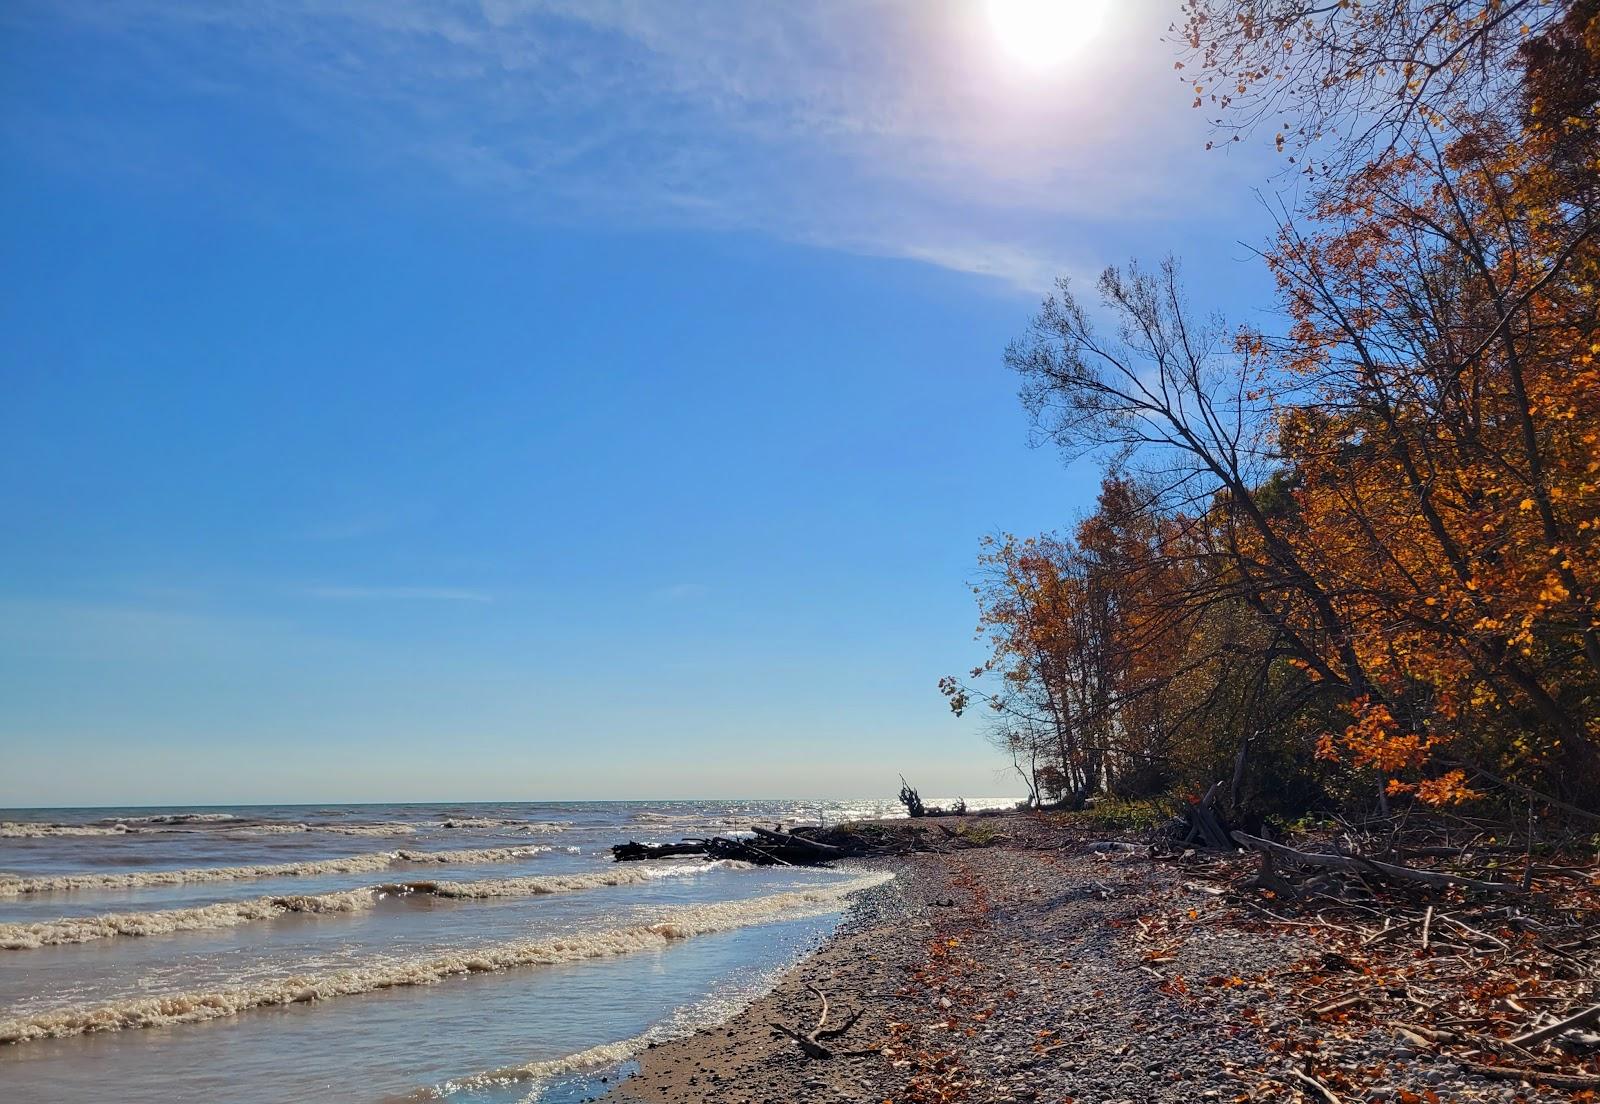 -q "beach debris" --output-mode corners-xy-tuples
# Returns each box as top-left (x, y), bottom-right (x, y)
(1229, 831), (1523, 894)
(899, 776), (926, 818)
(769, 984), (864, 1060)
(609, 821), (1001, 866)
